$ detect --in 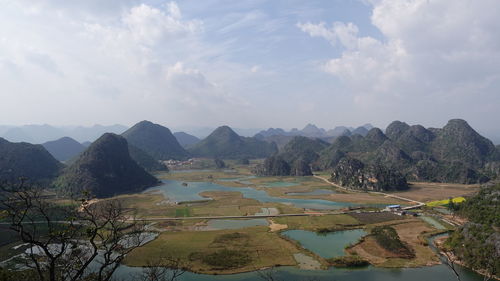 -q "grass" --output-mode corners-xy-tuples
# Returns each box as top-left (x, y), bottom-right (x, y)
(392, 182), (479, 203)
(426, 197), (465, 207)
(175, 207), (191, 217)
(274, 214), (359, 231)
(348, 220), (440, 268)
(124, 226), (300, 274)
(371, 226), (415, 258)
(348, 212), (405, 224)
